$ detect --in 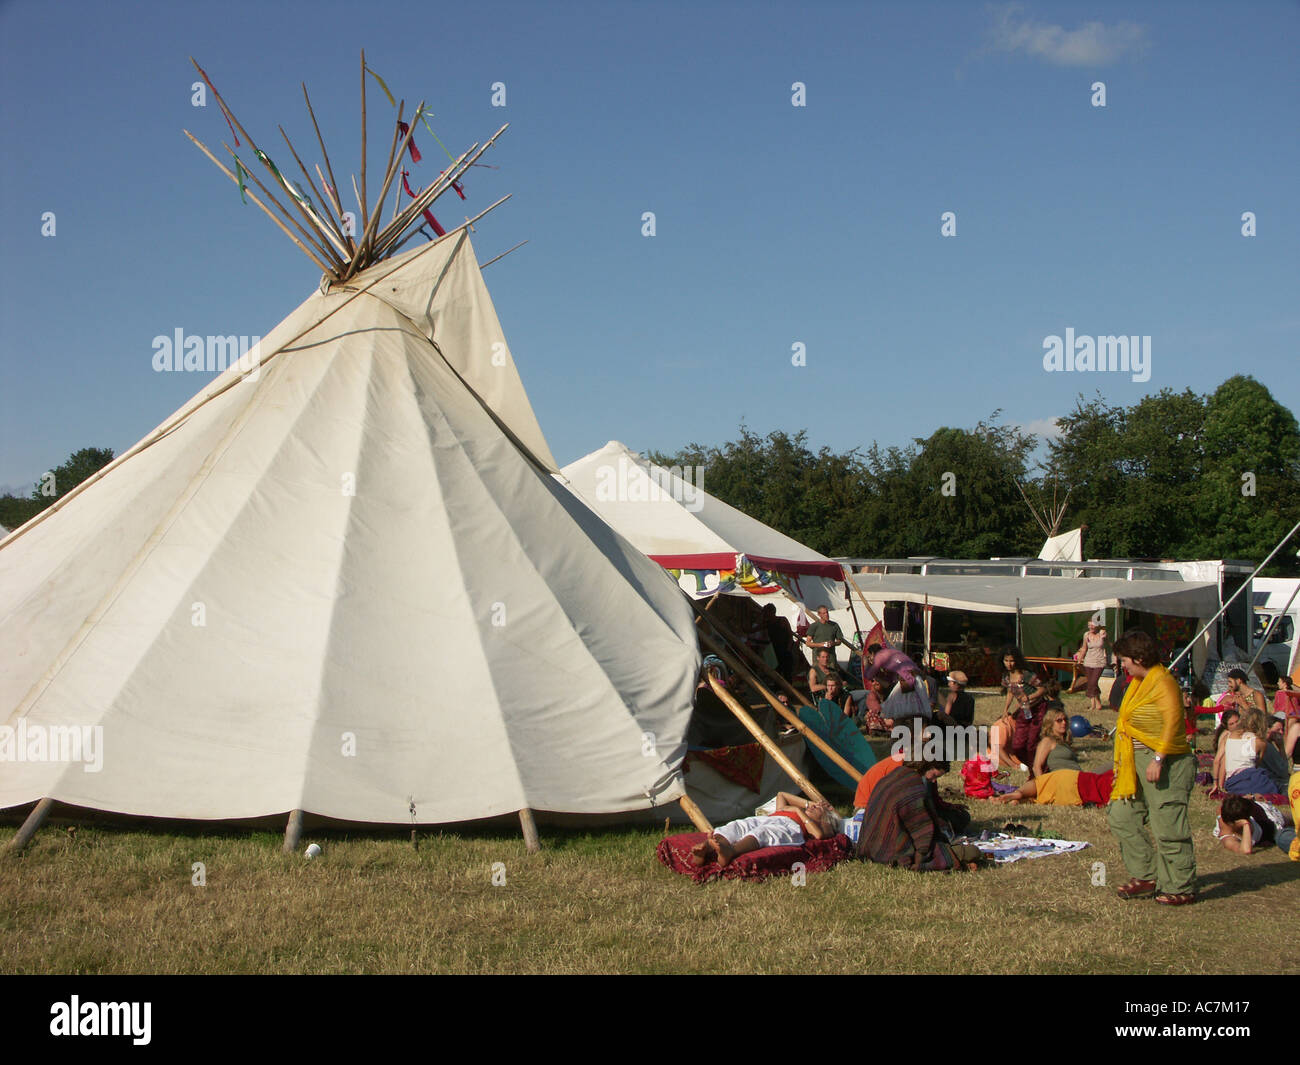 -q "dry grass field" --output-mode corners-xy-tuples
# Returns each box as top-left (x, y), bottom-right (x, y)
(2, 691), (1297, 974)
